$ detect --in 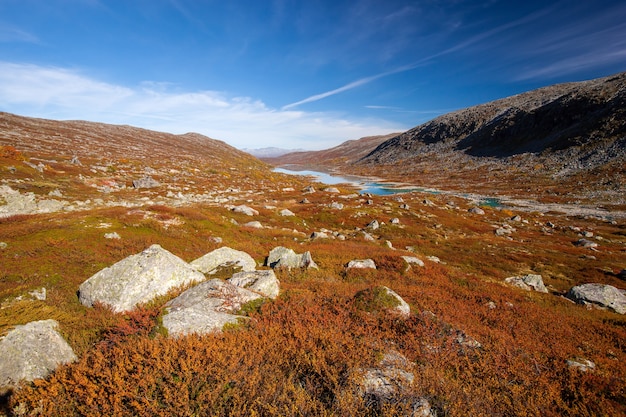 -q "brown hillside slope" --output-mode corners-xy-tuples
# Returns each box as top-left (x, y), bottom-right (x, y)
(262, 133), (400, 168)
